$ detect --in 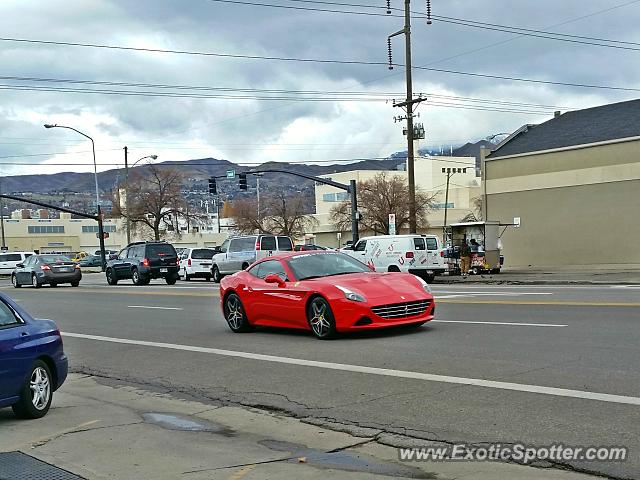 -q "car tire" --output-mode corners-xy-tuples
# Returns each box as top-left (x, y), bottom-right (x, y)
(212, 266), (222, 283)
(306, 296), (337, 340)
(50, 283), (58, 288)
(425, 273), (435, 284)
(132, 269), (145, 286)
(11, 274), (21, 288)
(71, 281), (79, 287)
(241, 262), (250, 271)
(12, 360), (53, 419)
(106, 268), (118, 285)
(184, 269), (191, 281)
(223, 293), (253, 333)
(31, 274), (41, 289)
(471, 267), (480, 275)
(165, 275), (177, 285)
